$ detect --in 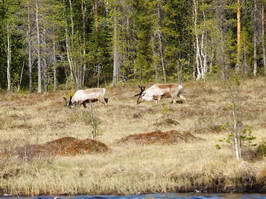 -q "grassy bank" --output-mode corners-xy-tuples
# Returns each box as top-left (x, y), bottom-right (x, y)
(0, 78), (266, 196)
